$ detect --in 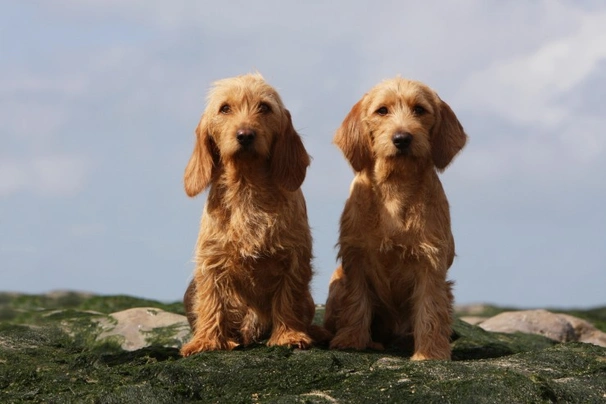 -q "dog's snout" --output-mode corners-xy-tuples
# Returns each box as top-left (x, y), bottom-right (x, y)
(392, 132), (413, 150)
(236, 128), (256, 146)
